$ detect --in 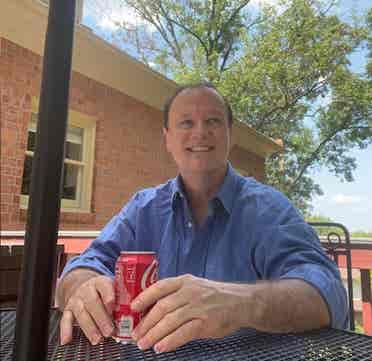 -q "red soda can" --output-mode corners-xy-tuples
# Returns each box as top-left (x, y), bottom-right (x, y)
(113, 251), (158, 343)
